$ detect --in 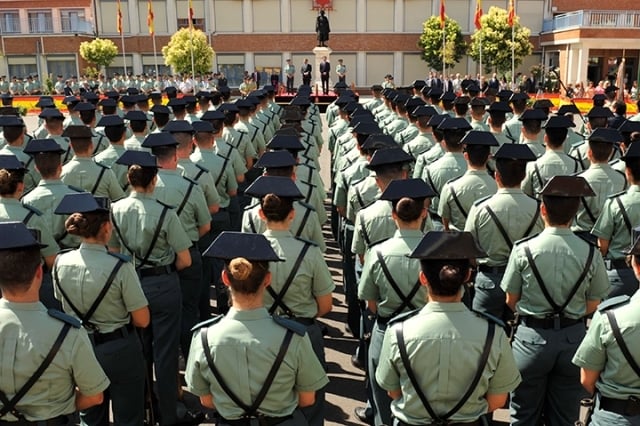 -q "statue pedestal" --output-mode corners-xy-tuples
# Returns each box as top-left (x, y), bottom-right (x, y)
(312, 46), (332, 93)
